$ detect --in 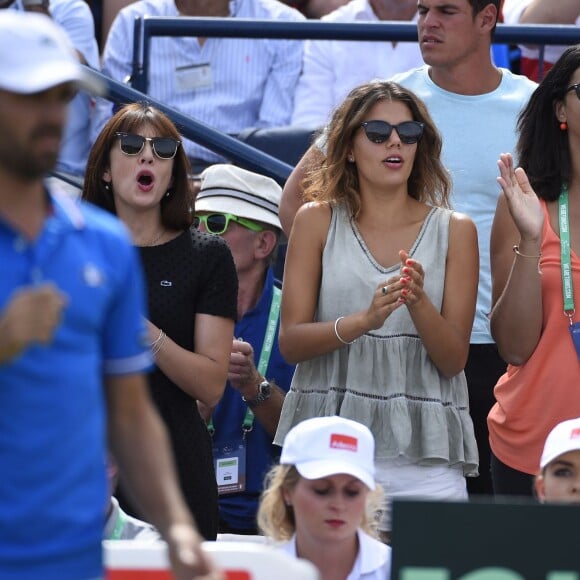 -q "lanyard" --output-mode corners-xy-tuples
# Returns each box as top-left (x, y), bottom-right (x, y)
(209, 285), (281, 435)
(109, 508), (125, 540)
(559, 186), (576, 322)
